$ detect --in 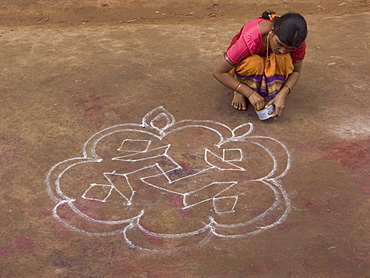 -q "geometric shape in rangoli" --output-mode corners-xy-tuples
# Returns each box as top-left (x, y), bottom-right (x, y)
(117, 139), (151, 153)
(223, 148), (243, 162)
(213, 196), (238, 214)
(82, 184), (113, 202)
(183, 181), (237, 208)
(205, 149), (245, 171)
